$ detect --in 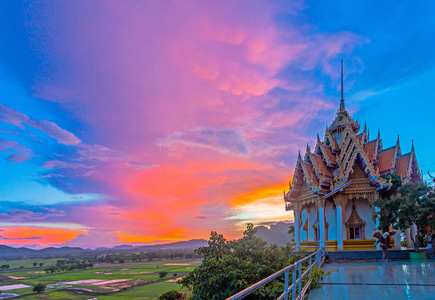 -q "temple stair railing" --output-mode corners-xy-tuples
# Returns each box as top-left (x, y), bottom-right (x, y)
(226, 245), (326, 300)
